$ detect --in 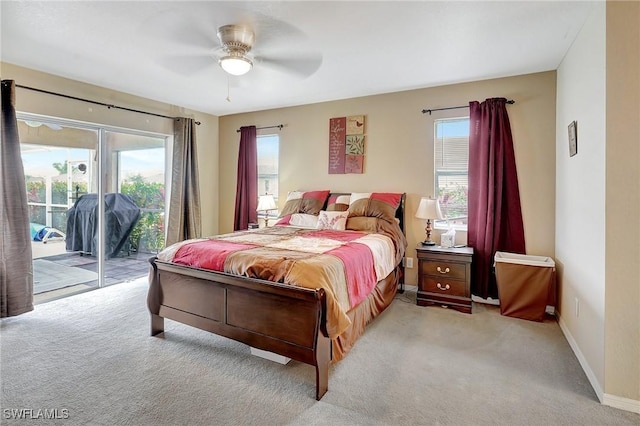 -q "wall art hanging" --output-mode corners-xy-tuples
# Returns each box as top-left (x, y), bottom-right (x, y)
(329, 115), (365, 174)
(568, 120), (577, 157)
